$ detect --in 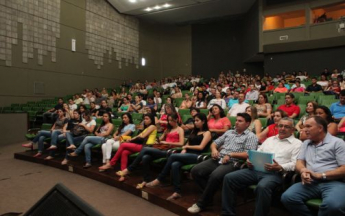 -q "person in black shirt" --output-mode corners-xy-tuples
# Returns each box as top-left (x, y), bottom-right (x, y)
(305, 77), (323, 94)
(96, 100), (112, 118)
(89, 102), (98, 117)
(43, 98), (64, 123)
